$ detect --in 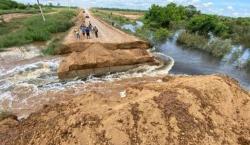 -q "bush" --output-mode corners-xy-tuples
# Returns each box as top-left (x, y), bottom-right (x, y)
(177, 31), (207, 50)
(177, 32), (232, 58)
(144, 3), (199, 29)
(205, 38), (232, 58)
(153, 28), (170, 42)
(42, 36), (63, 55)
(245, 59), (250, 72)
(188, 15), (228, 37)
